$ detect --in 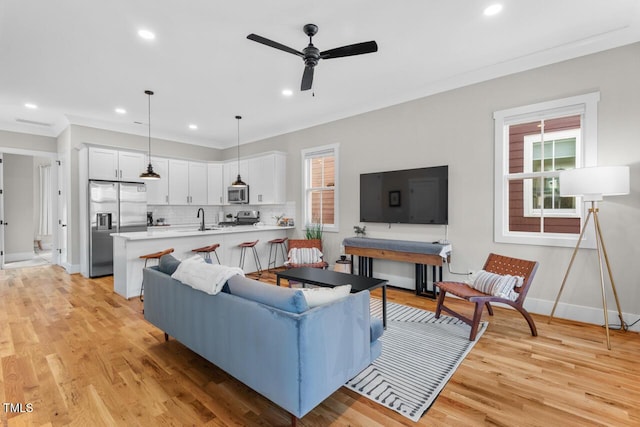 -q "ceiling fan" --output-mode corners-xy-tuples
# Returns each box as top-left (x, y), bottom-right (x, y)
(247, 24), (378, 91)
